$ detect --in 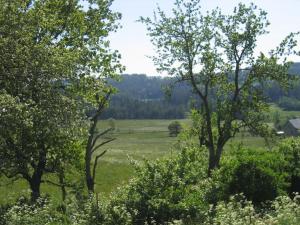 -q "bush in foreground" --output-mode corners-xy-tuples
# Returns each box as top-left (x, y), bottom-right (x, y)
(207, 194), (300, 225)
(278, 137), (300, 195)
(106, 145), (209, 224)
(209, 147), (287, 205)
